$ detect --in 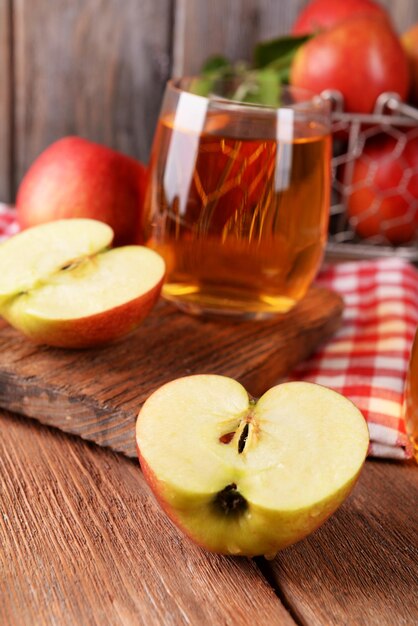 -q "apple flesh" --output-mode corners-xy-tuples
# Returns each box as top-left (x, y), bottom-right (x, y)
(292, 0), (391, 35)
(0, 219), (113, 307)
(136, 376), (369, 558)
(0, 219), (165, 348)
(290, 16), (410, 114)
(16, 136), (147, 246)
